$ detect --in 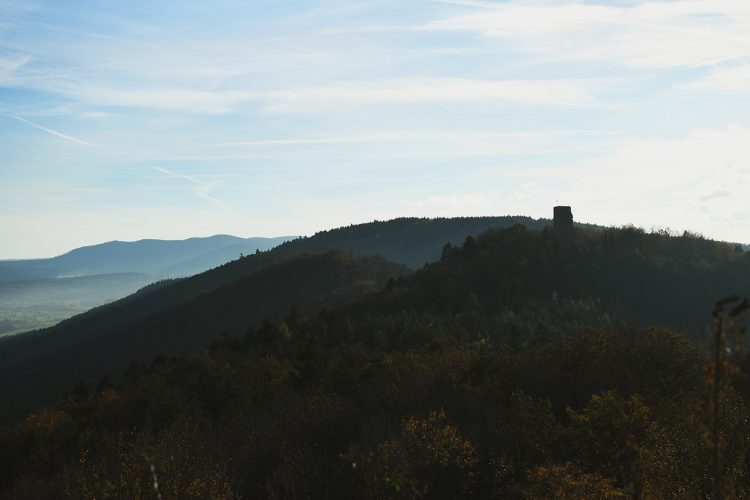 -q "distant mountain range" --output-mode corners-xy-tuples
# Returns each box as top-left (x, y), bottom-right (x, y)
(0, 235), (295, 282)
(0, 235), (295, 336)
